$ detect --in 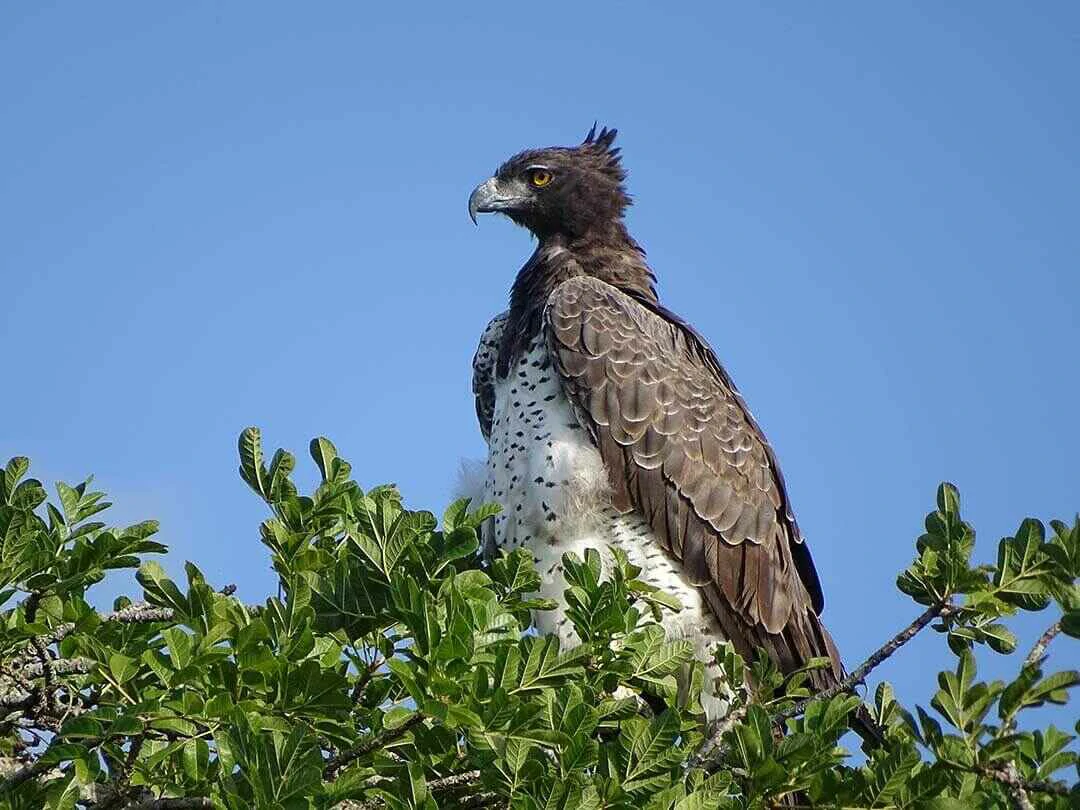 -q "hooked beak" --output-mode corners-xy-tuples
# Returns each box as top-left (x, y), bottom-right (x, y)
(468, 176), (527, 225)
